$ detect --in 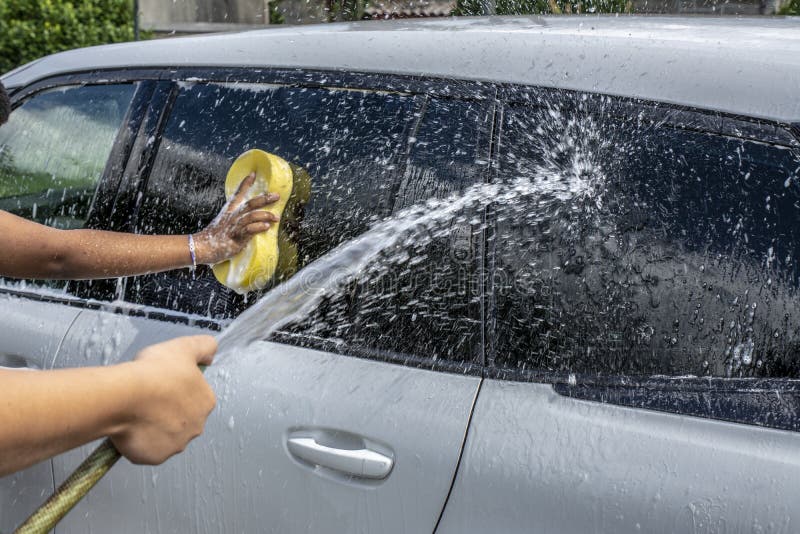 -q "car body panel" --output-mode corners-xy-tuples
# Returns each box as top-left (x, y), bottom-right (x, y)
(0, 292), (82, 531)
(2, 17), (800, 123)
(437, 380), (800, 534)
(52, 308), (479, 533)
